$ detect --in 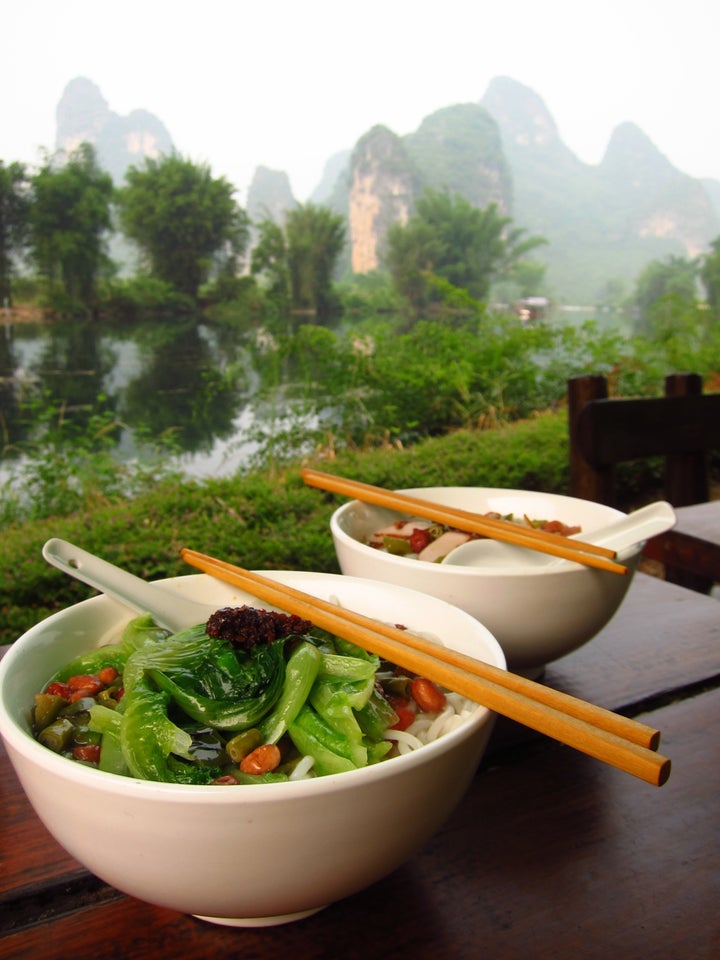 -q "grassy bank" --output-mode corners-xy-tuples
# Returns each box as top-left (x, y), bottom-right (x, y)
(1, 411), (575, 646)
